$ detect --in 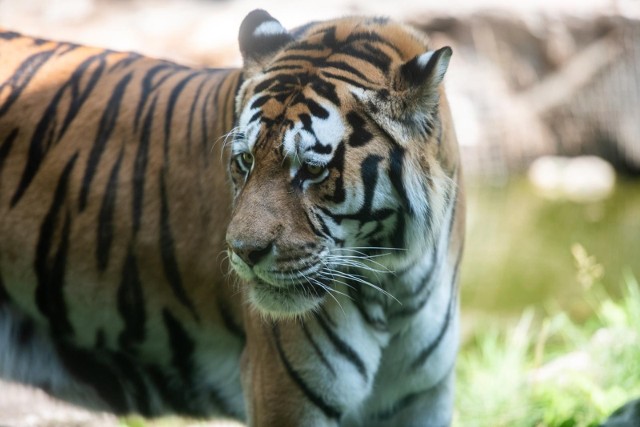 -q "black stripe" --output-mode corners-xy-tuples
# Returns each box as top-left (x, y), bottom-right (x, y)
(250, 94), (271, 110)
(346, 112), (373, 147)
(0, 48), (57, 119)
(55, 342), (129, 412)
(300, 321), (336, 377)
(95, 329), (106, 348)
(0, 31), (20, 40)
(132, 95), (157, 235)
(212, 75), (227, 146)
(360, 155), (383, 216)
(265, 64), (305, 73)
(410, 251), (461, 370)
(325, 141), (345, 203)
(301, 209), (324, 239)
(372, 390), (424, 421)
(359, 42), (392, 73)
(186, 78), (207, 154)
(390, 209), (406, 250)
(159, 170), (199, 319)
(34, 154), (78, 337)
(145, 364), (183, 412)
(117, 248), (146, 350)
(57, 43), (80, 56)
(108, 52), (142, 72)
(306, 98), (329, 119)
(345, 32), (403, 56)
(273, 324), (342, 420)
(111, 352), (152, 415)
(80, 72), (133, 211)
(390, 285), (434, 319)
(219, 301), (245, 341)
(199, 85), (215, 157)
(0, 273), (9, 304)
(96, 146), (125, 271)
(315, 312), (368, 380)
(164, 71), (201, 157)
(320, 71), (375, 90)
(324, 60), (373, 84)
(336, 45), (391, 75)
(58, 52), (109, 138)
(391, 188), (459, 317)
(348, 282), (388, 332)
(321, 26), (337, 48)
(162, 309), (195, 382)
(388, 144), (412, 215)
(0, 128), (18, 174)
(16, 317), (35, 346)
(310, 79), (340, 106)
(134, 64), (181, 132)
(11, 51), (109, 207)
